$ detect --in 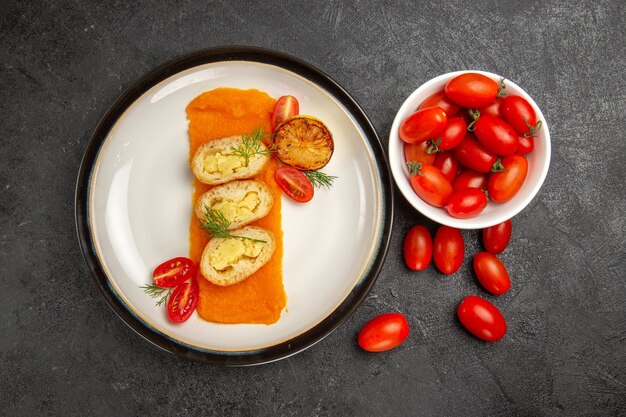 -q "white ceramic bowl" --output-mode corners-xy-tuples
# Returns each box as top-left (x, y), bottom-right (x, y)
(389, 70), (551, 229)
